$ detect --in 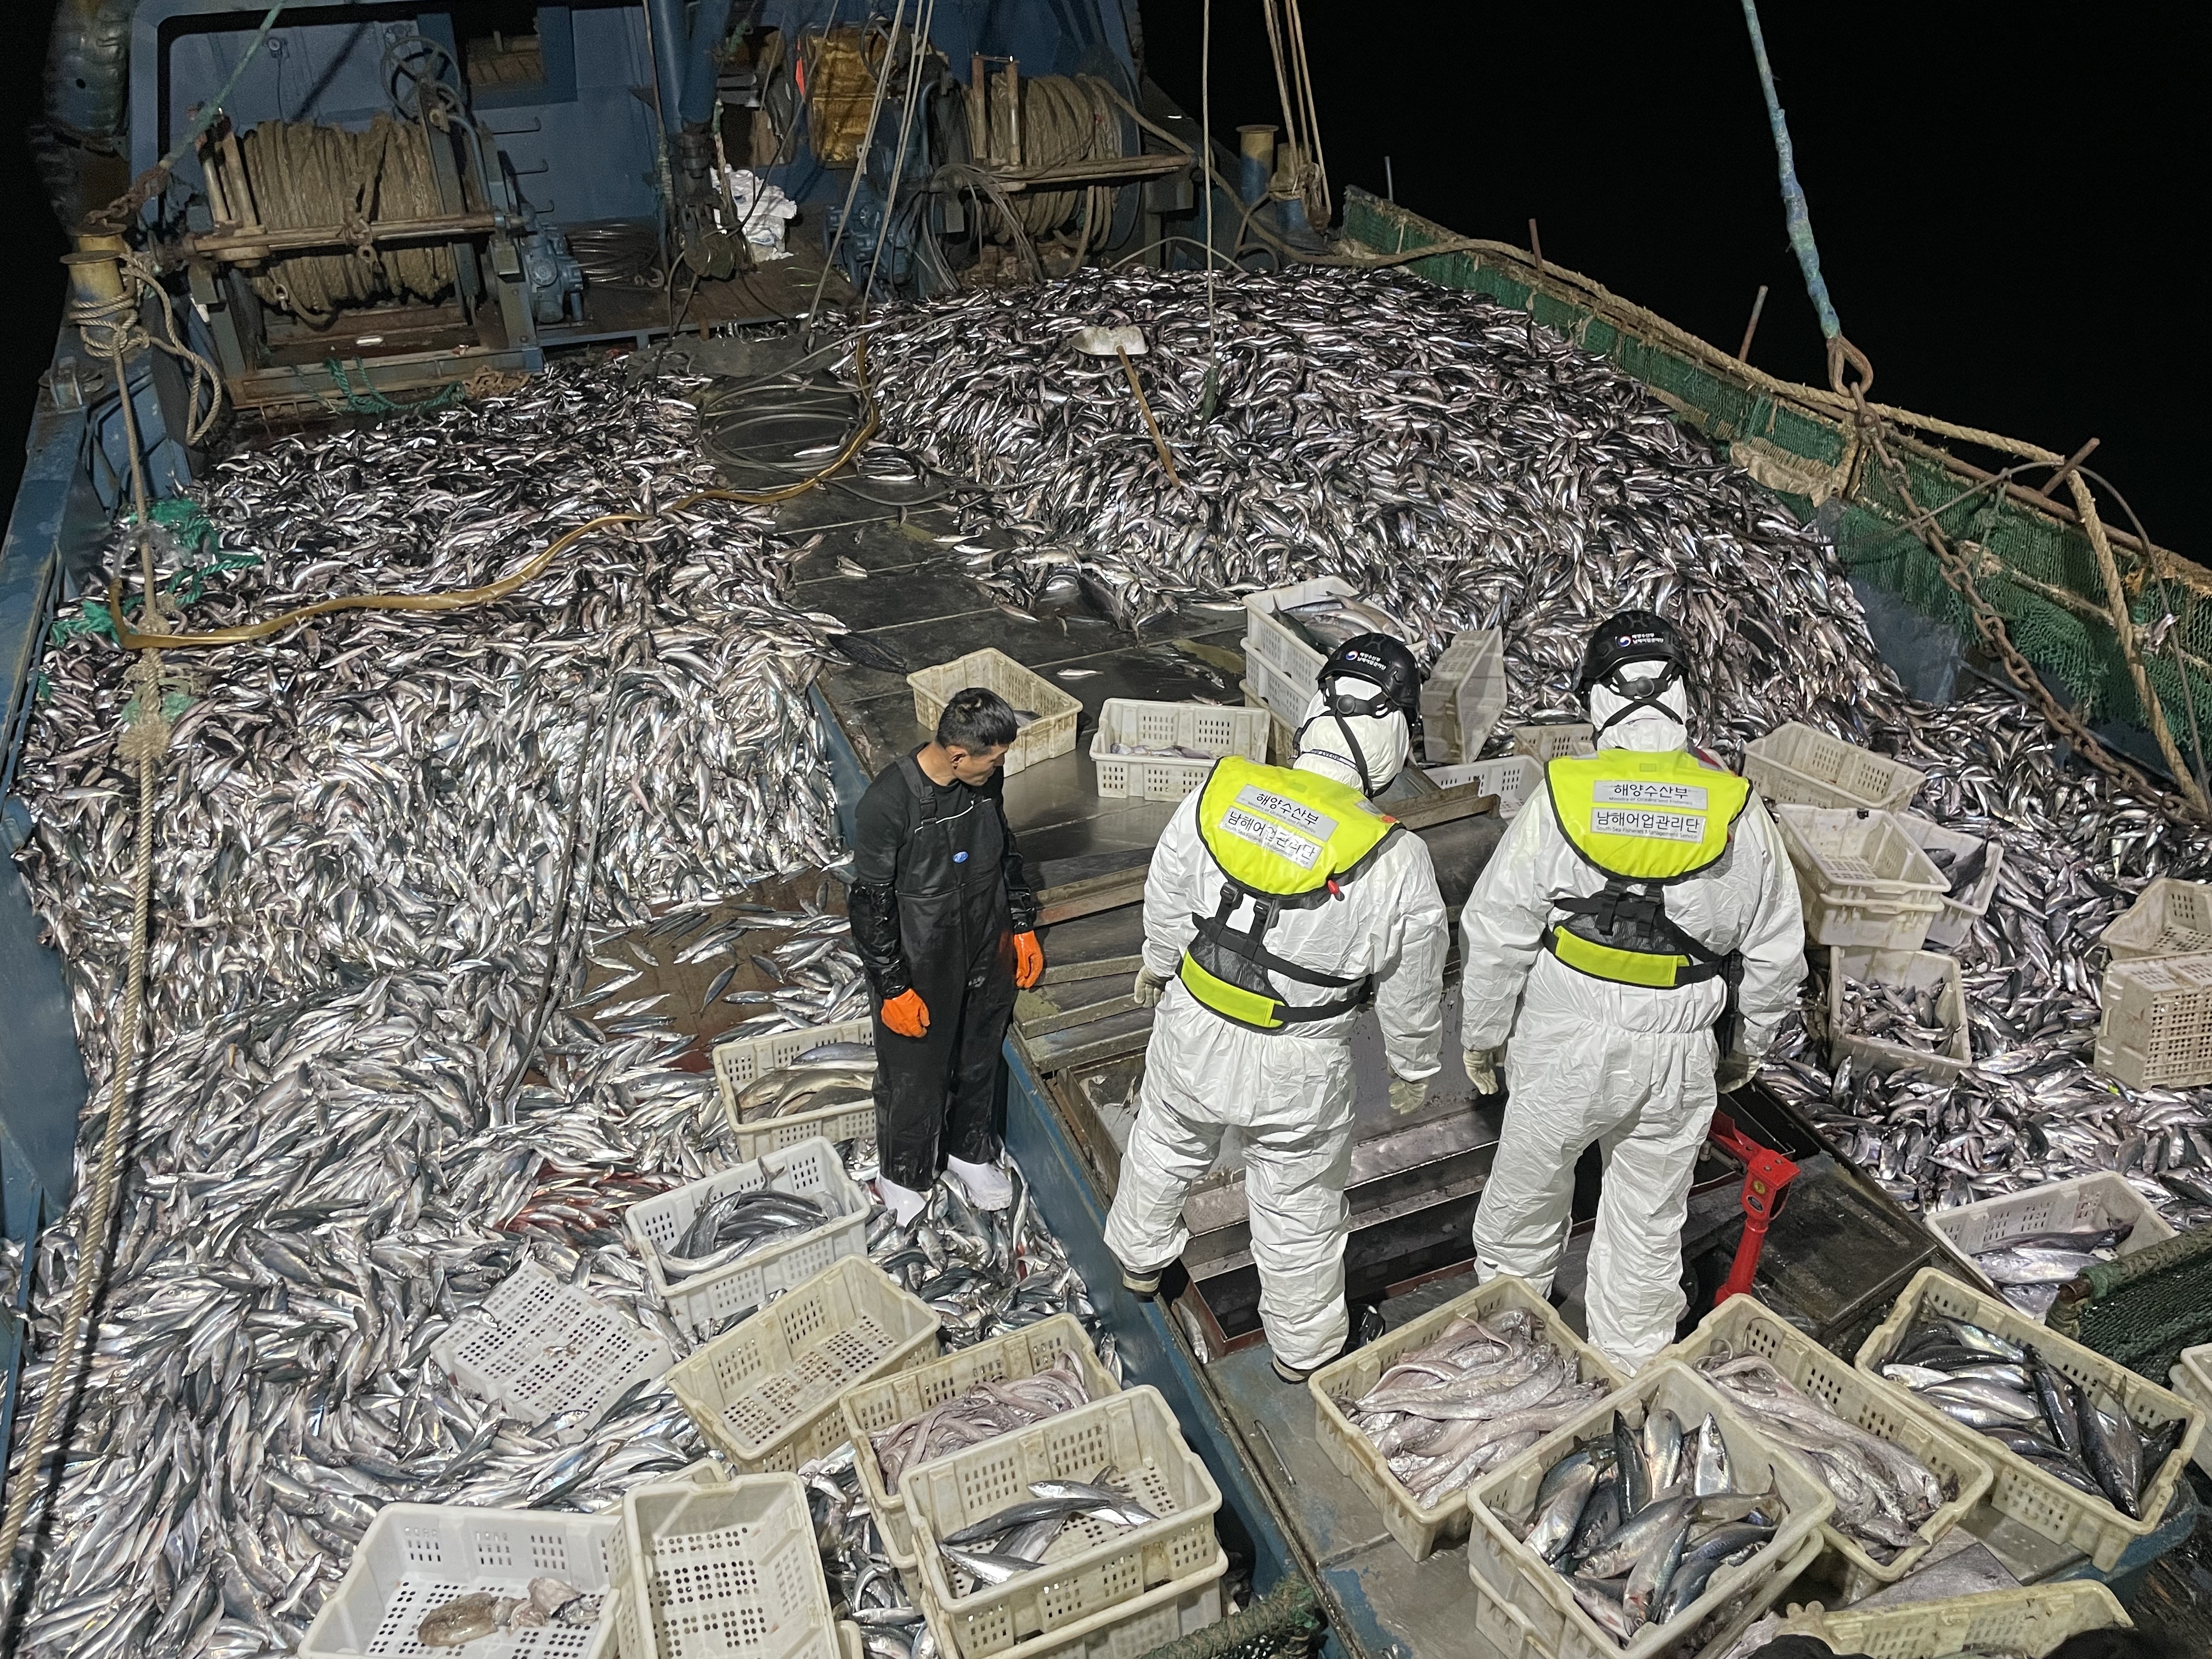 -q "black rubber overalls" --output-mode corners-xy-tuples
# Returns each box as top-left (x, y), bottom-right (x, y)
(848, 751), (1036, 1189)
